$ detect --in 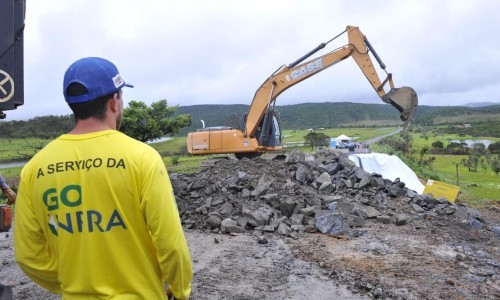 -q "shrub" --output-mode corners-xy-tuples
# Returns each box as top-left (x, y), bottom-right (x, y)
(431, 140), (444, 149)
(488, 142), (500, 154)
(171, 156), (180, 166)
